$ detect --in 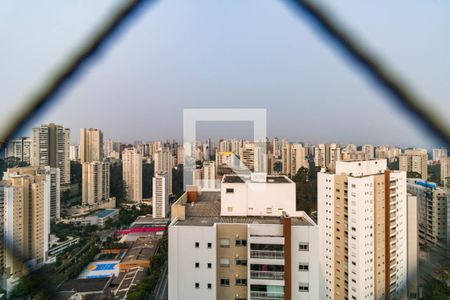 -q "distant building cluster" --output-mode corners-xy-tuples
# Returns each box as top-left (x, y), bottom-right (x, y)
(1, 124), (449, 298)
